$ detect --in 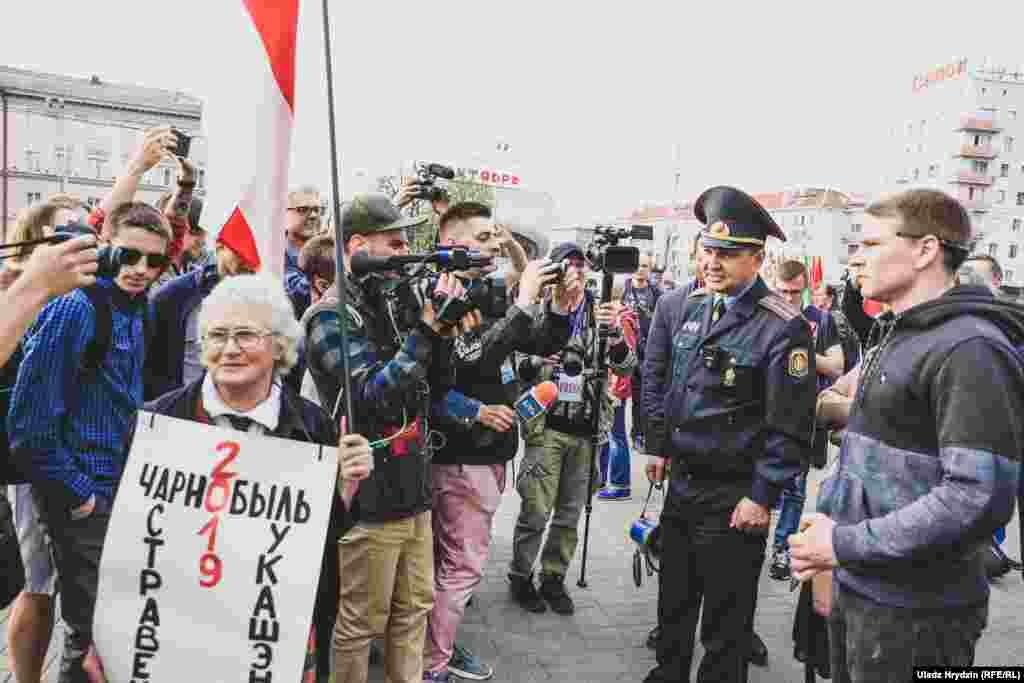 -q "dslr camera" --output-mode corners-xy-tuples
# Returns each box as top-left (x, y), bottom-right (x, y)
(413, 162), (455, 202)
